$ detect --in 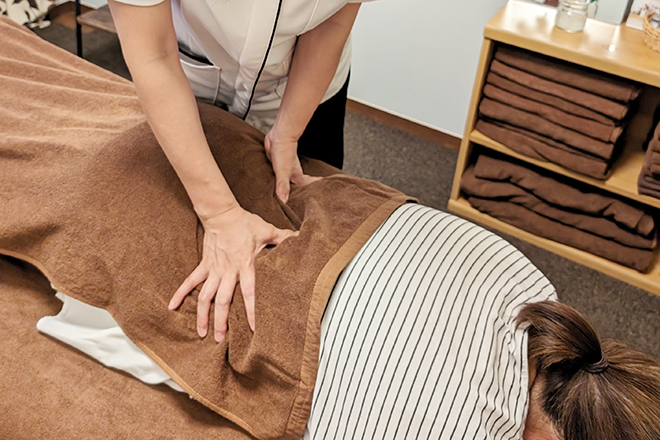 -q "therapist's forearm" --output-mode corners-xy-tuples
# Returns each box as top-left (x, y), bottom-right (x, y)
(109, 0), (238, 221)
(270, 4), (360, 141)
(128, 54), (239, 220)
